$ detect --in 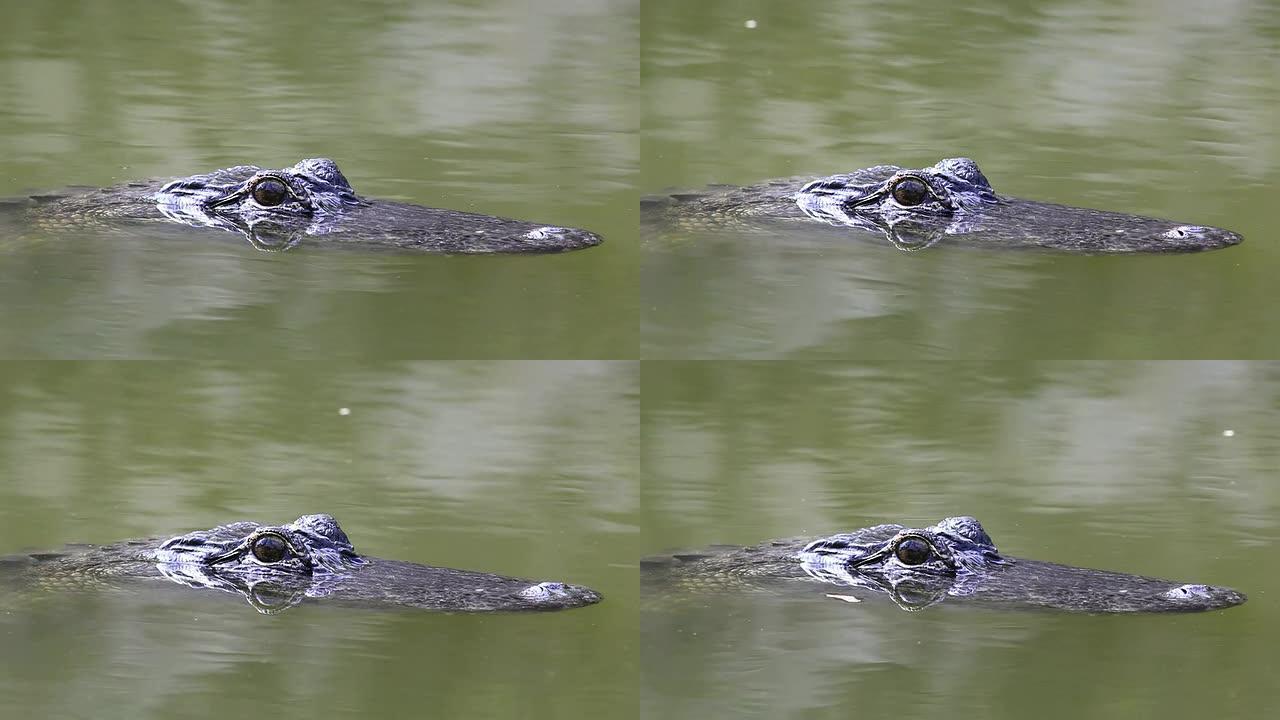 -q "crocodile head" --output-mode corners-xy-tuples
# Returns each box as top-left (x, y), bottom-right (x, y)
(150, 157), (600, 253)
(143, 514), (601, 614)
(795, 158), (1243, 253)
(798, 516), (1246, 613)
